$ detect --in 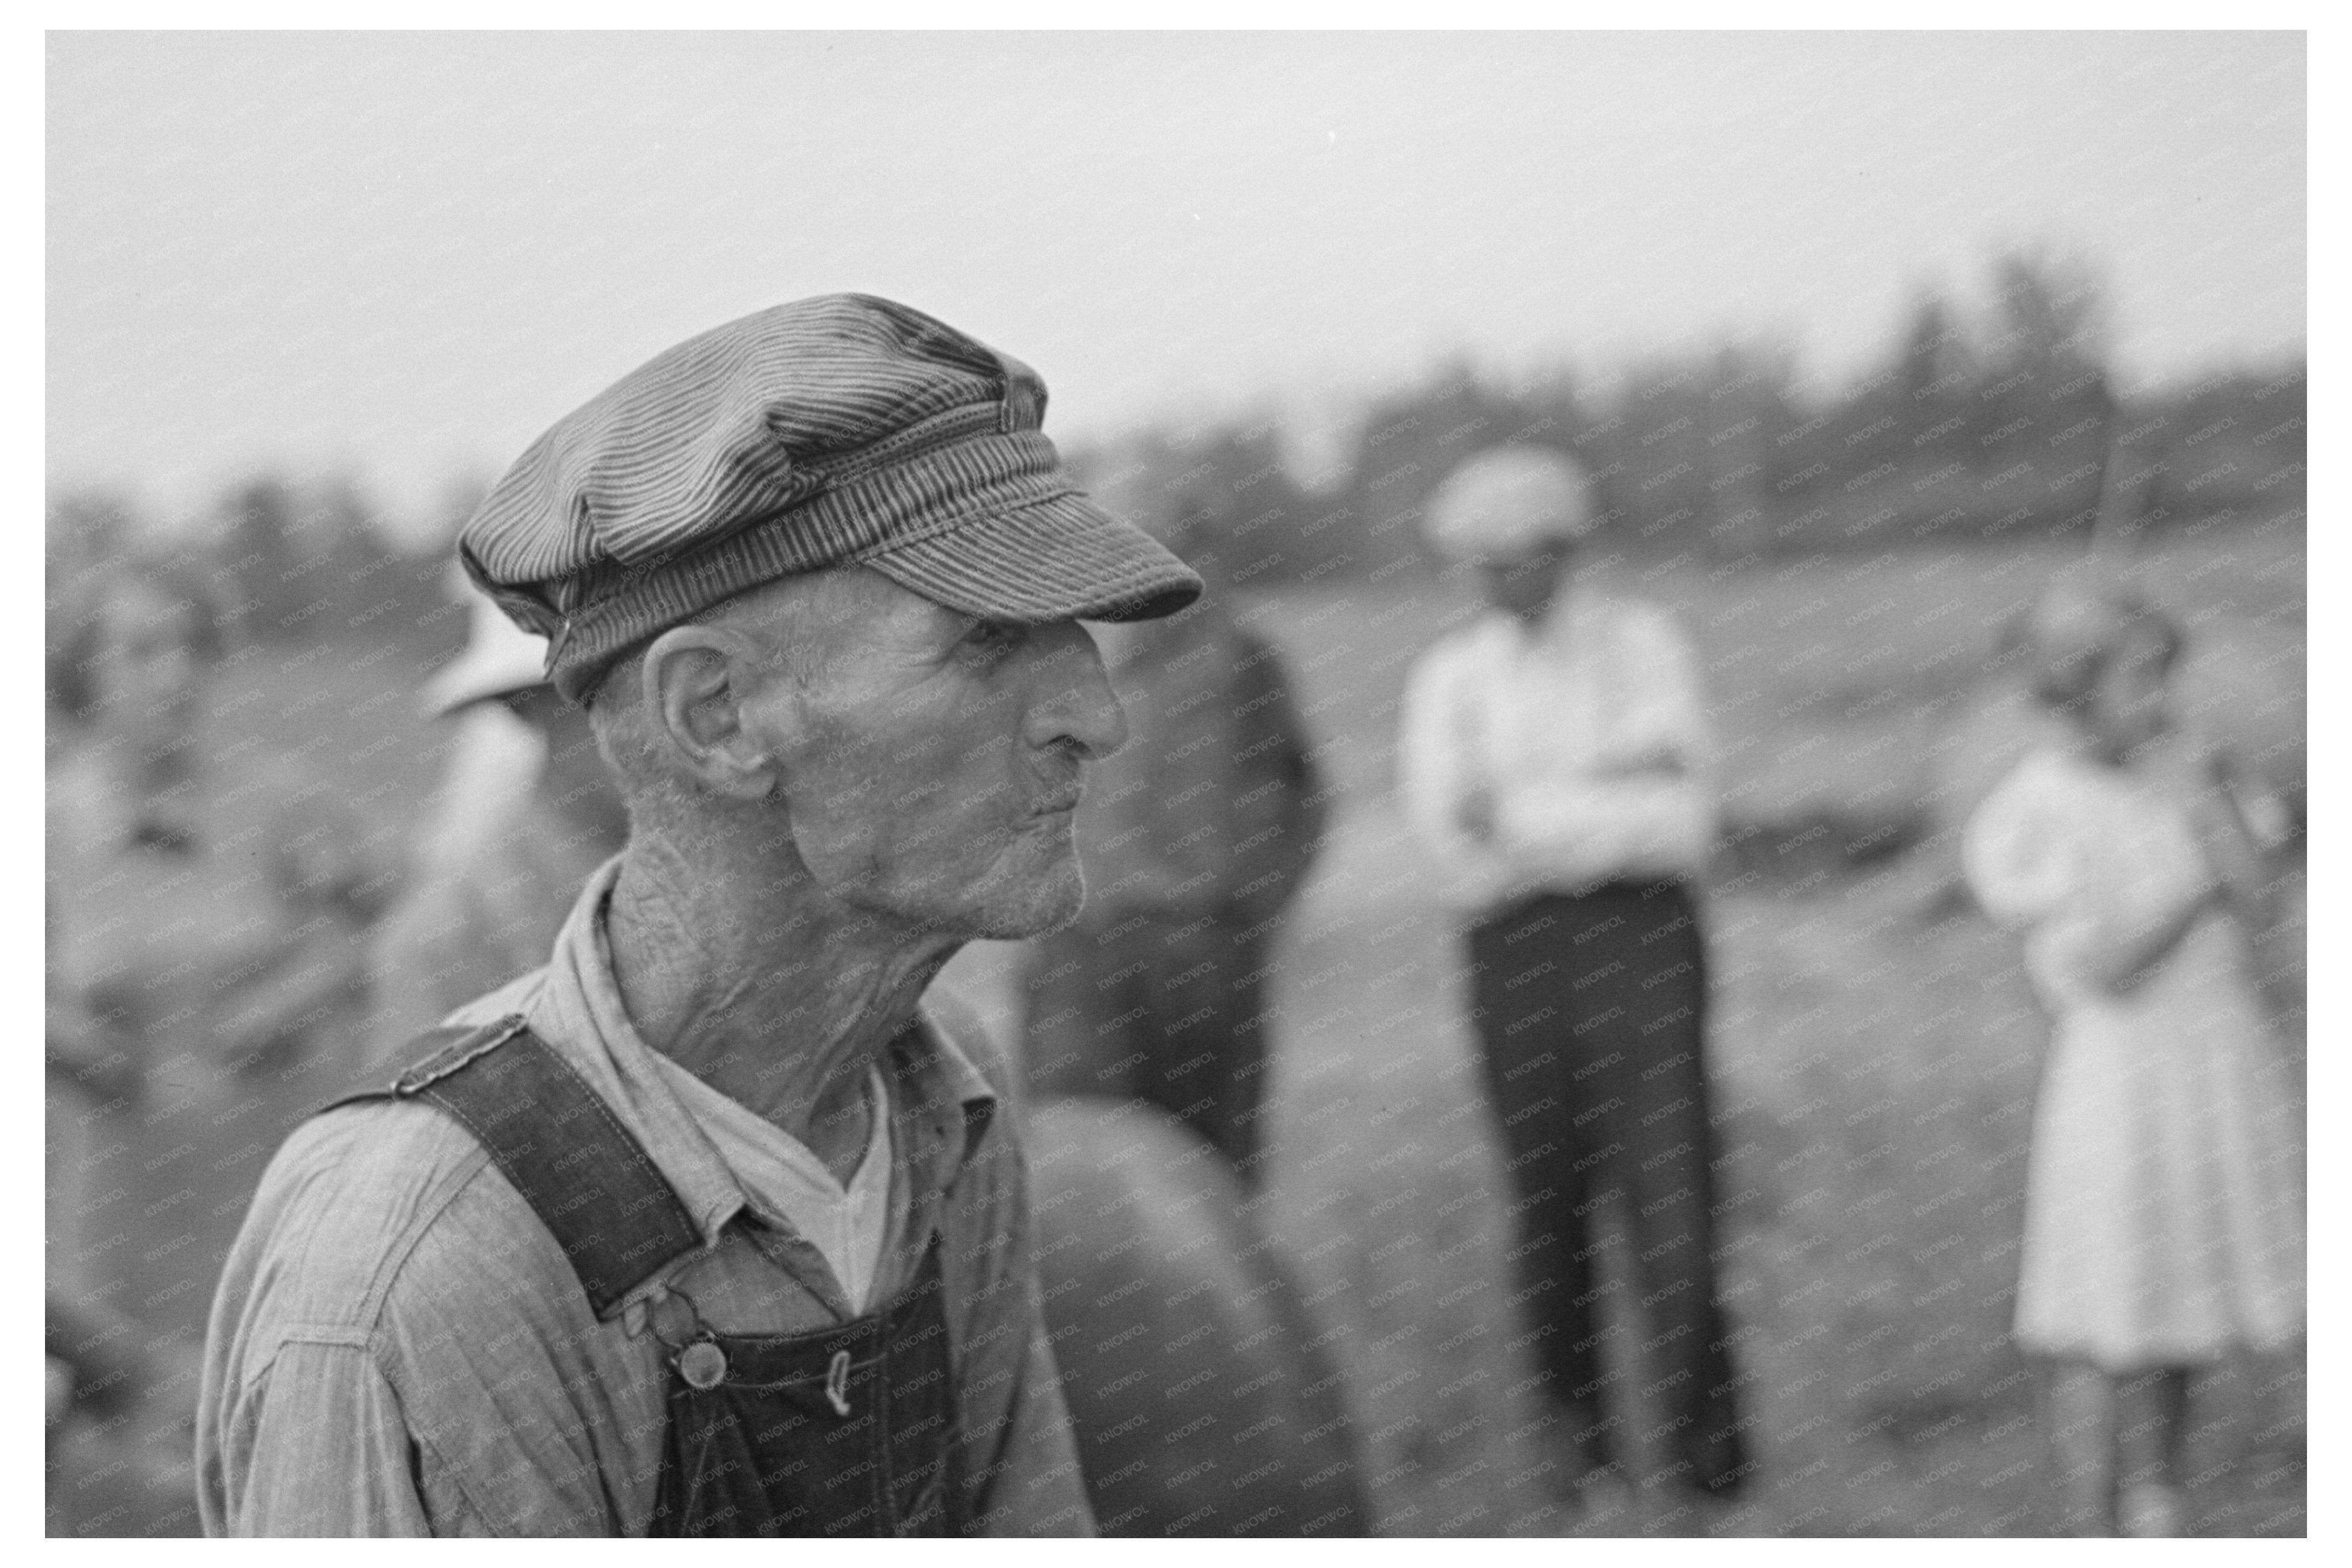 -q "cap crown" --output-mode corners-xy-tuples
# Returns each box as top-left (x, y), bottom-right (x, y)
(461, 293), (1045, 636)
